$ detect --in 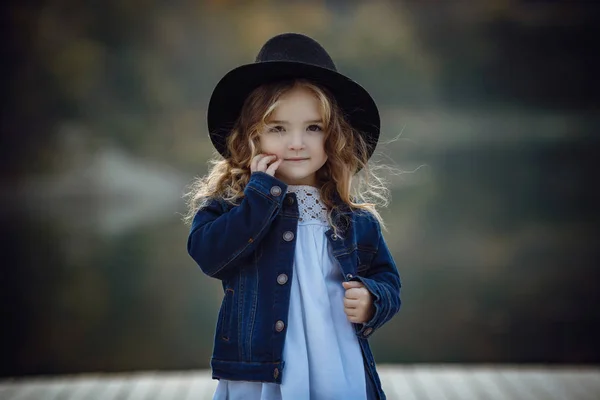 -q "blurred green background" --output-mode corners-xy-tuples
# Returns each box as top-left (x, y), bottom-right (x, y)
(2, 0), (599, 377)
